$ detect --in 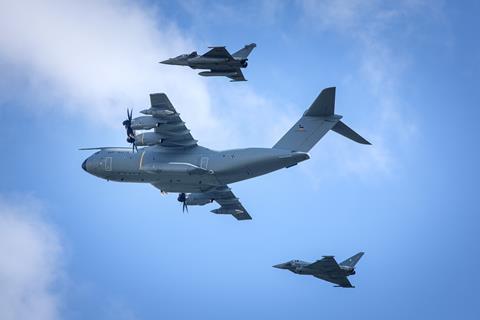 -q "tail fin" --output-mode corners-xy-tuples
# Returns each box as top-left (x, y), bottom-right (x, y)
(339, 252), (364, 268)
(273, 87), (371, 152)
(232, 43), (256, 59)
